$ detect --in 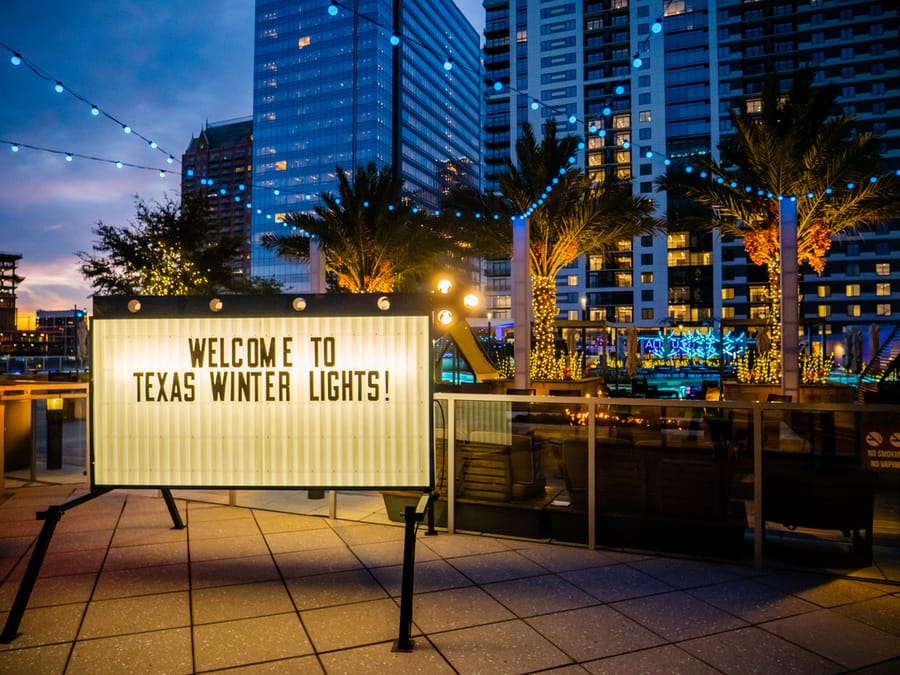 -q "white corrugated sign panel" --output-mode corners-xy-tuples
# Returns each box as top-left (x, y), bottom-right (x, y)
(92, 314), (431, 488)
